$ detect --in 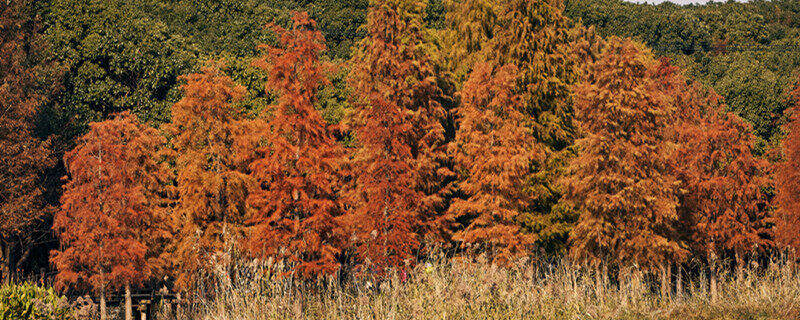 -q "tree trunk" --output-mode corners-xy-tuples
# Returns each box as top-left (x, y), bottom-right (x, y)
(710, 268), (718, 303)
(676, 264), (683, 298)
(594, 264), (603, 298)
(125, 283), (133, 320)
(619, 267), (629, 307)
(100, 289), (107, 320)
(0, 241), (9, 284)
(0, 239), (21, 284)
(660, 263), (671, 300)
(16, 235), (32, 271)
(736, 253), (744, 287)
(176, 292), (182, 317)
